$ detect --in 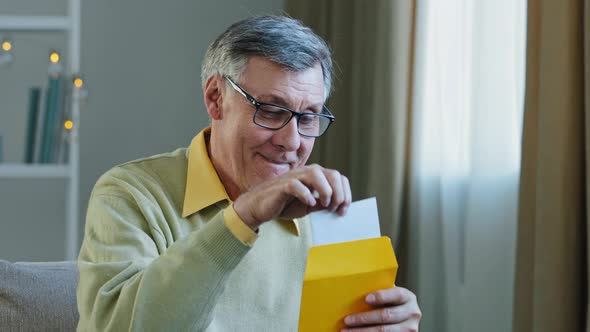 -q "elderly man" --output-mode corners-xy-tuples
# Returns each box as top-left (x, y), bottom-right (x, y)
(77, 16), (421, 331)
